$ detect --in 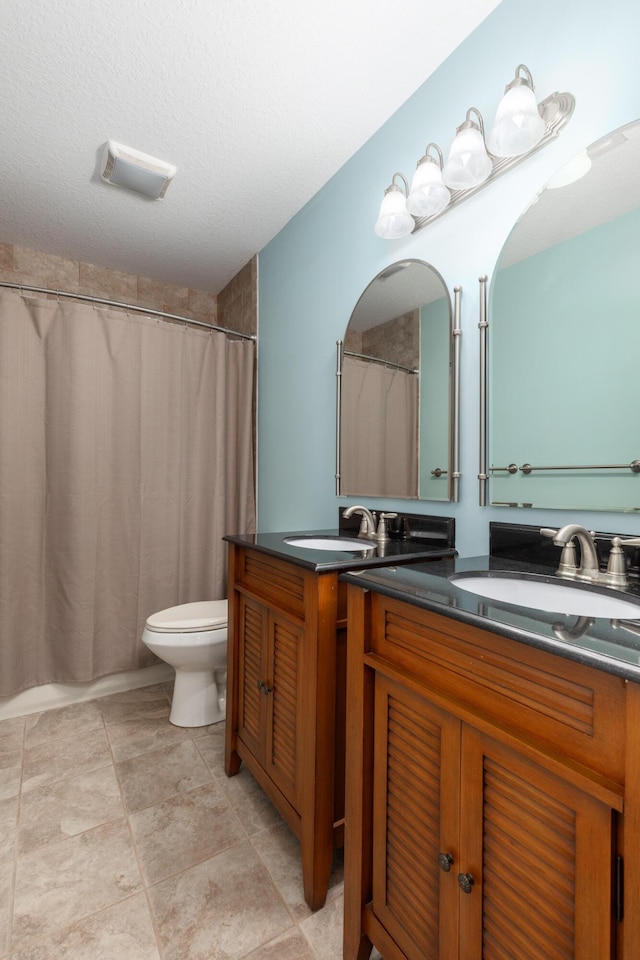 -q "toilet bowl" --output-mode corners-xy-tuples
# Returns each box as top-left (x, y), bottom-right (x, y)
(141, 600), (228, 727)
